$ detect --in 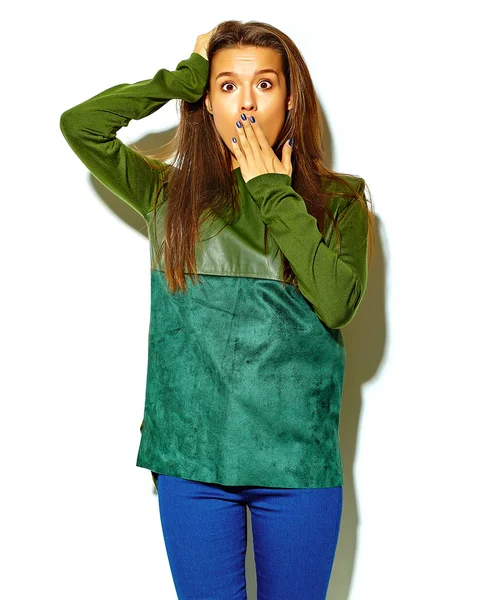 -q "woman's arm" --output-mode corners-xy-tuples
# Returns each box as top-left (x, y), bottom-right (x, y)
(245, 173), (369, 329)
(59, 52), (210, 219)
